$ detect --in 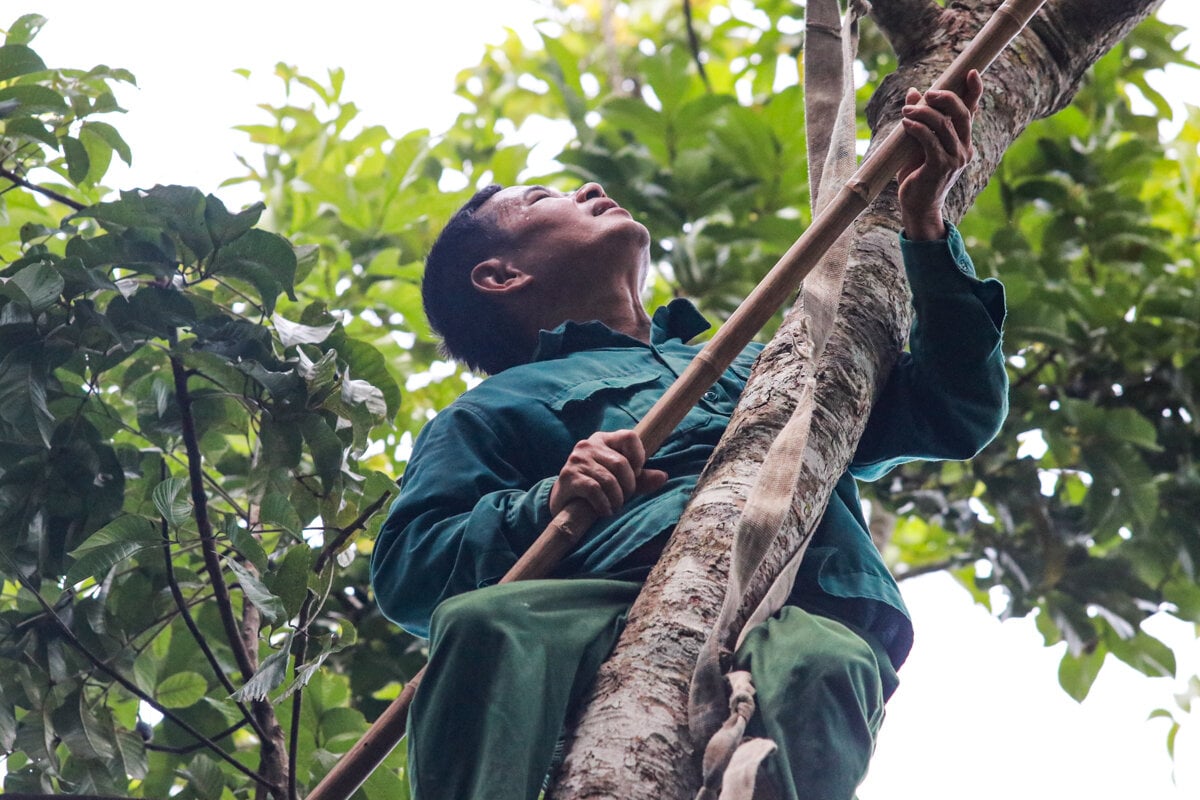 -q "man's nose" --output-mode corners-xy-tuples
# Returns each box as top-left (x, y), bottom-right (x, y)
(574, 182), (606, 202)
